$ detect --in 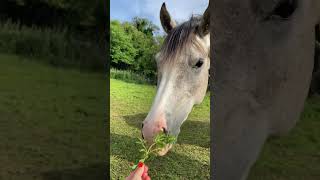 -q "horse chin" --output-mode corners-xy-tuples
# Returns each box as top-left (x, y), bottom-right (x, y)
(157, 144), (173, 156)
